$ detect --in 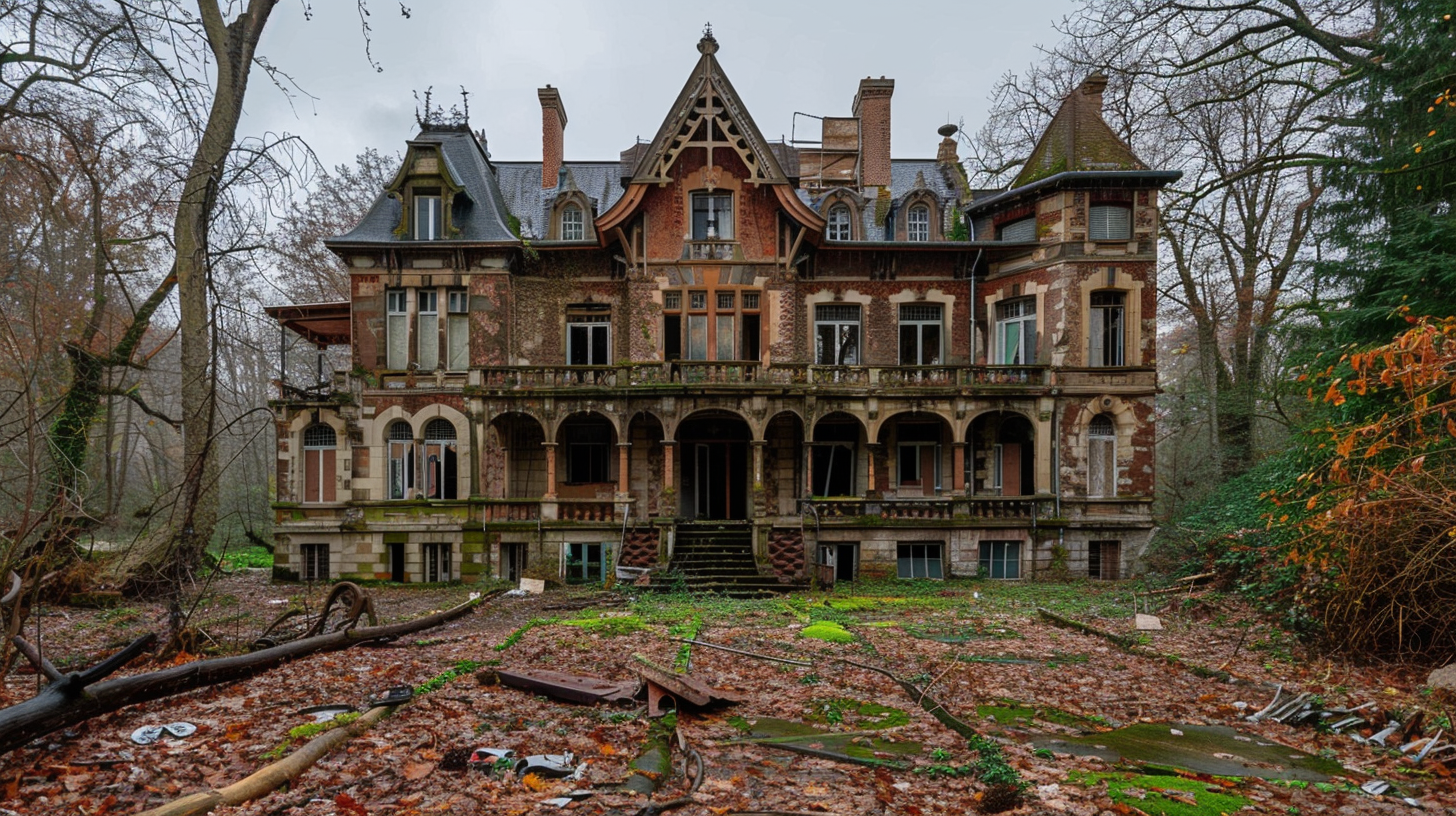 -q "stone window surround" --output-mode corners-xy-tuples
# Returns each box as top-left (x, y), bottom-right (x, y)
(368, 404), (472, 500)
(1071, 395), (1138, 496)
(894, 190), (943, 242)
(285, 413), (348, 504)
(1077, 267), (1144, 367)
(982, 280), (1048, 366)
(679, 165), (743, 243)
(819, 190), (864, 242)
(548, 190), (596, 241)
